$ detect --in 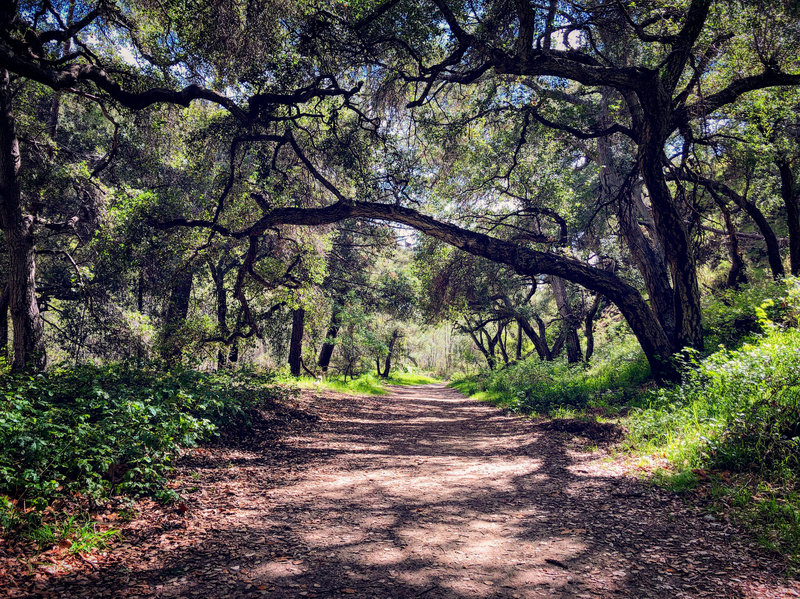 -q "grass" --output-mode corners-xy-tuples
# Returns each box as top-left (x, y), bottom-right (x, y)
(450, 337), (650, 416)
(287, 371), (439, 396)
